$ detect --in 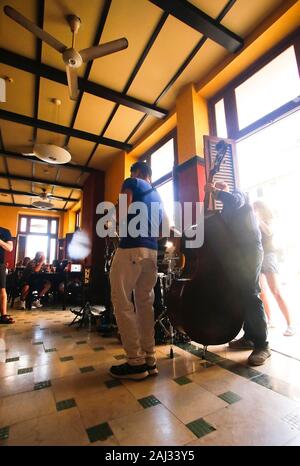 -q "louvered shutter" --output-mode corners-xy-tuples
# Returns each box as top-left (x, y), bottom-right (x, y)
(204, 135), (239, 211)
